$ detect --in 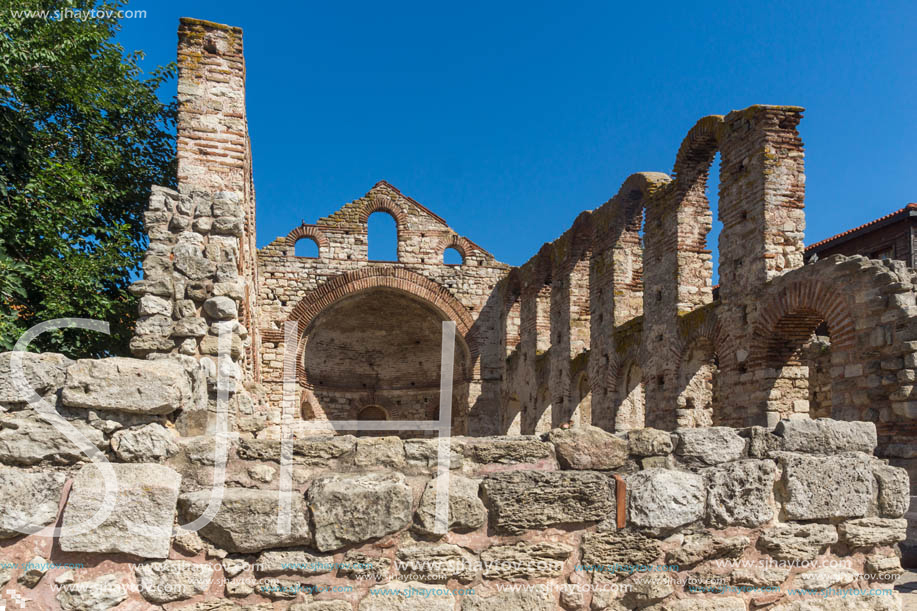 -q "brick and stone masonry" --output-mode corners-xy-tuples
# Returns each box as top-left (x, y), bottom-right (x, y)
(0, 15), (915, 610)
